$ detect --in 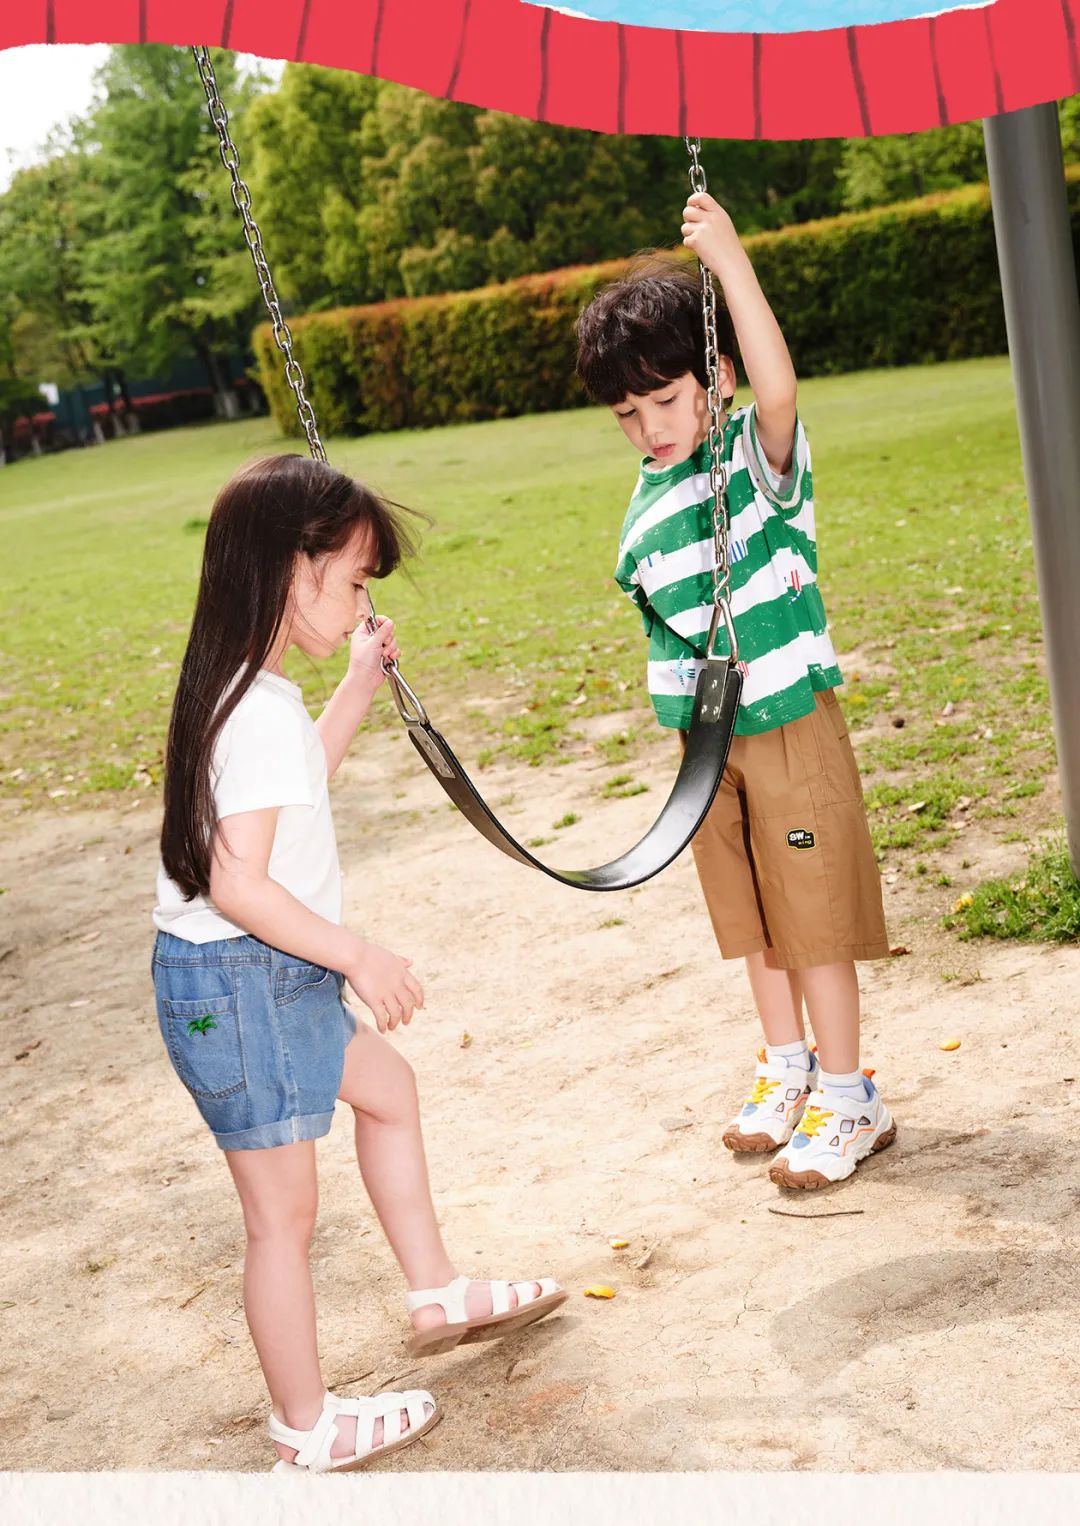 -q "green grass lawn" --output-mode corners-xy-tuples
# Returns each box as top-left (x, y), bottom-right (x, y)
(0, 355), (1056, 874)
